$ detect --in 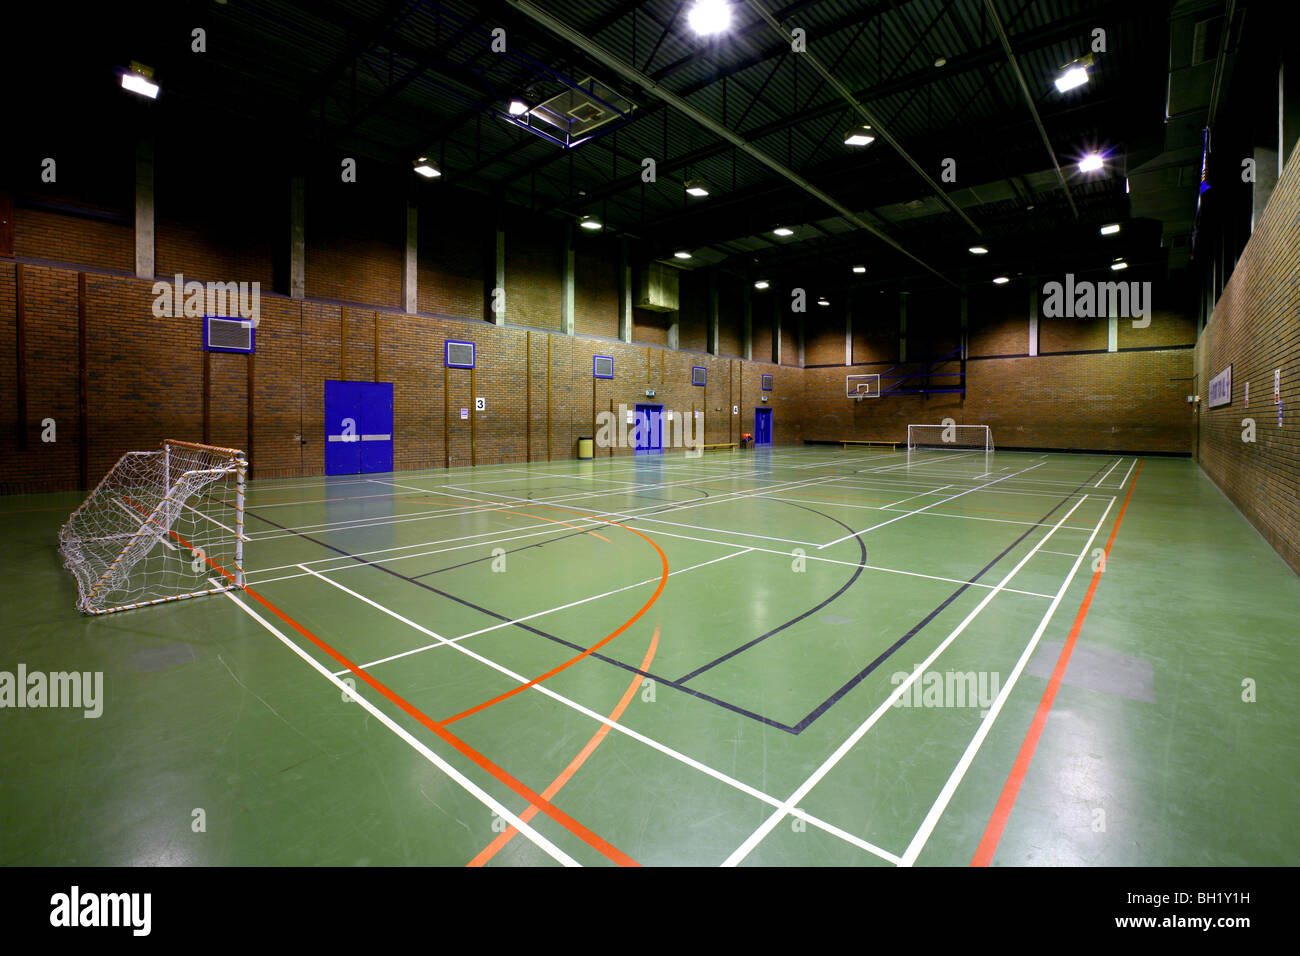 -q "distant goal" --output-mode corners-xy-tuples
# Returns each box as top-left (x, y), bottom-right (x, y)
(59, 440), (248, 615)
(907, 424), (993, 458)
